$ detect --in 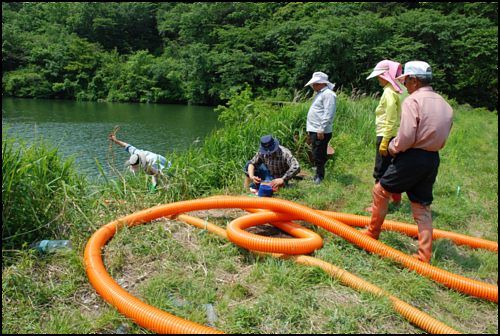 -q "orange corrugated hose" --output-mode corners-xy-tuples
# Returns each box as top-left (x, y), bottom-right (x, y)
(319, 211), (498, 252)
(85, 217), (223, 334)
(85, 196), (497, 334)
(222, 199), (497, 302)
(241, 207), (498, 253)
(226, 211), (323, 254)
(176, 212), (459, 334)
